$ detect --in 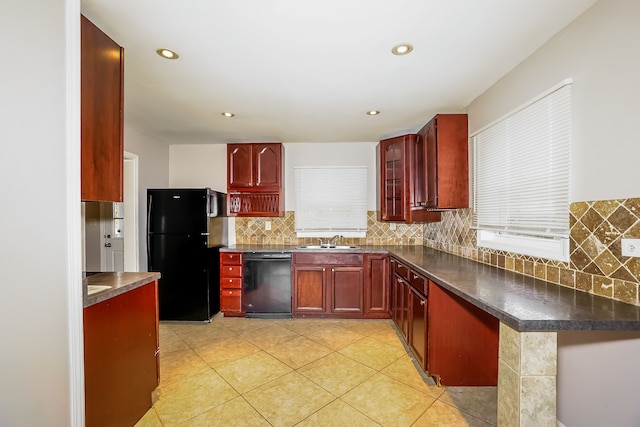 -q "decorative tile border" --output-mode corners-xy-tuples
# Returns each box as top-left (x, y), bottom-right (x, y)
(234, 211), (423, 246)
(423, 200), (640, 307)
